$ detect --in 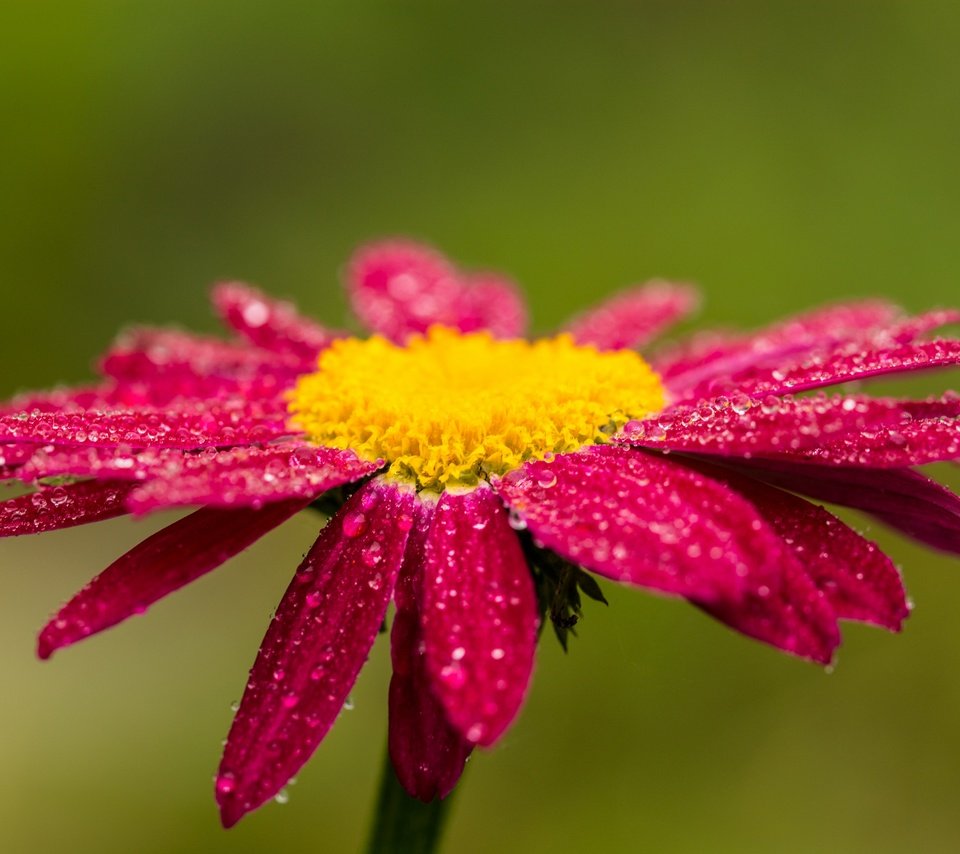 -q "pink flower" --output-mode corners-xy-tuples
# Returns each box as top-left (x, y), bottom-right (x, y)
(2, 240), (959, 827)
